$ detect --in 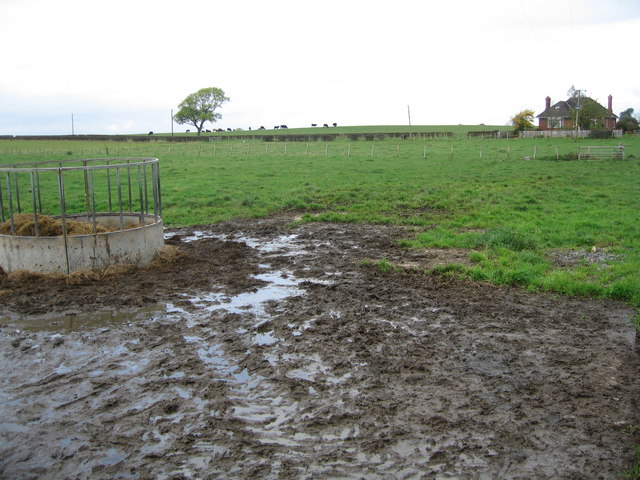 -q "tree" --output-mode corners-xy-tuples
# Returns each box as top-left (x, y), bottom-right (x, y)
(510, 109), (535, 133)
(616, 108), (639, 133)
(567, 85), (578, 99)
(568, 97), (607, 130)
(174, 87), (230, 135)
